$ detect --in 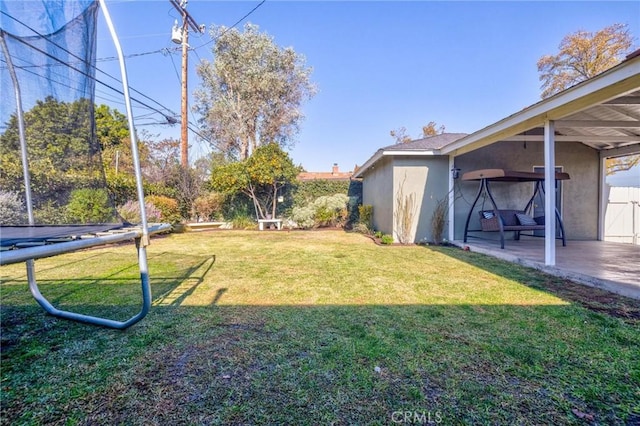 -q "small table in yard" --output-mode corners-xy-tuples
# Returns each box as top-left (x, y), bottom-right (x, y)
(258, 219), (283, 231)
